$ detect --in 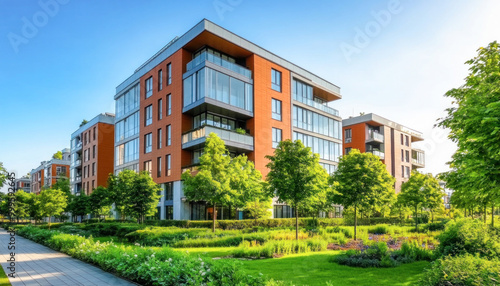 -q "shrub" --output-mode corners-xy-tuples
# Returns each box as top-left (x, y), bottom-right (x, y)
(419, 254), (500, 286)
(173, 233), (268, 248)
(436, 219), (500, 258)
(16, 225), (269, 285)
(232, 239), (328, 258)
(368, 225), (390, 234)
